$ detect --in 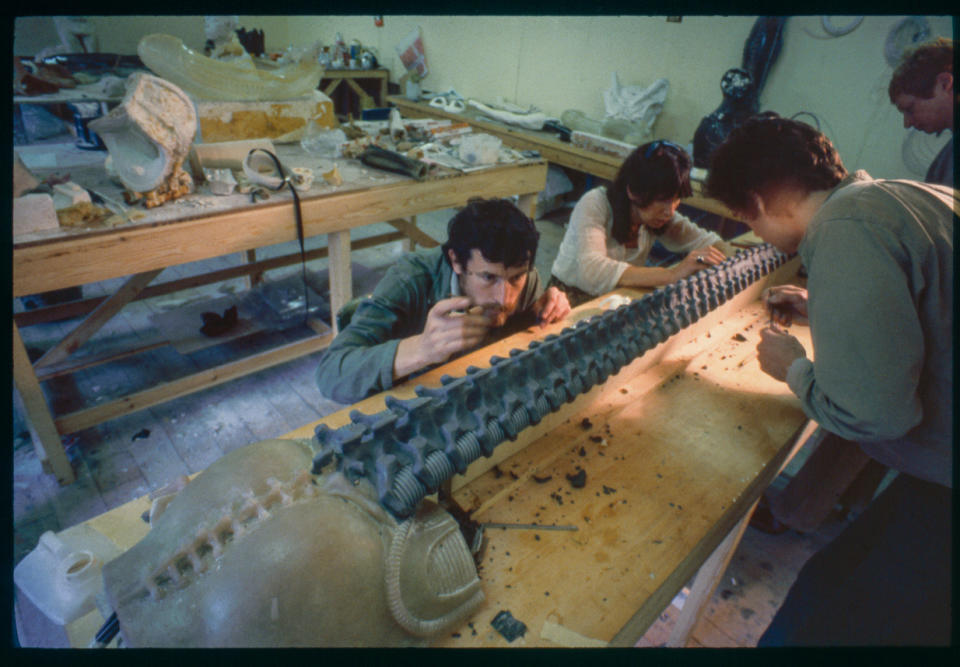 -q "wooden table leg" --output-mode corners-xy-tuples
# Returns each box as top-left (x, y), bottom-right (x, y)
(387, 216), (439, 252)
(665, 499), (759, 647)
(662, 419), (818, 647)
(12, 322), (75, 484)
(345, 78), (375, 110)
(327, 230), (353, 335)
(245, 249), (264, 287)
(517, 192), (538, 220)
